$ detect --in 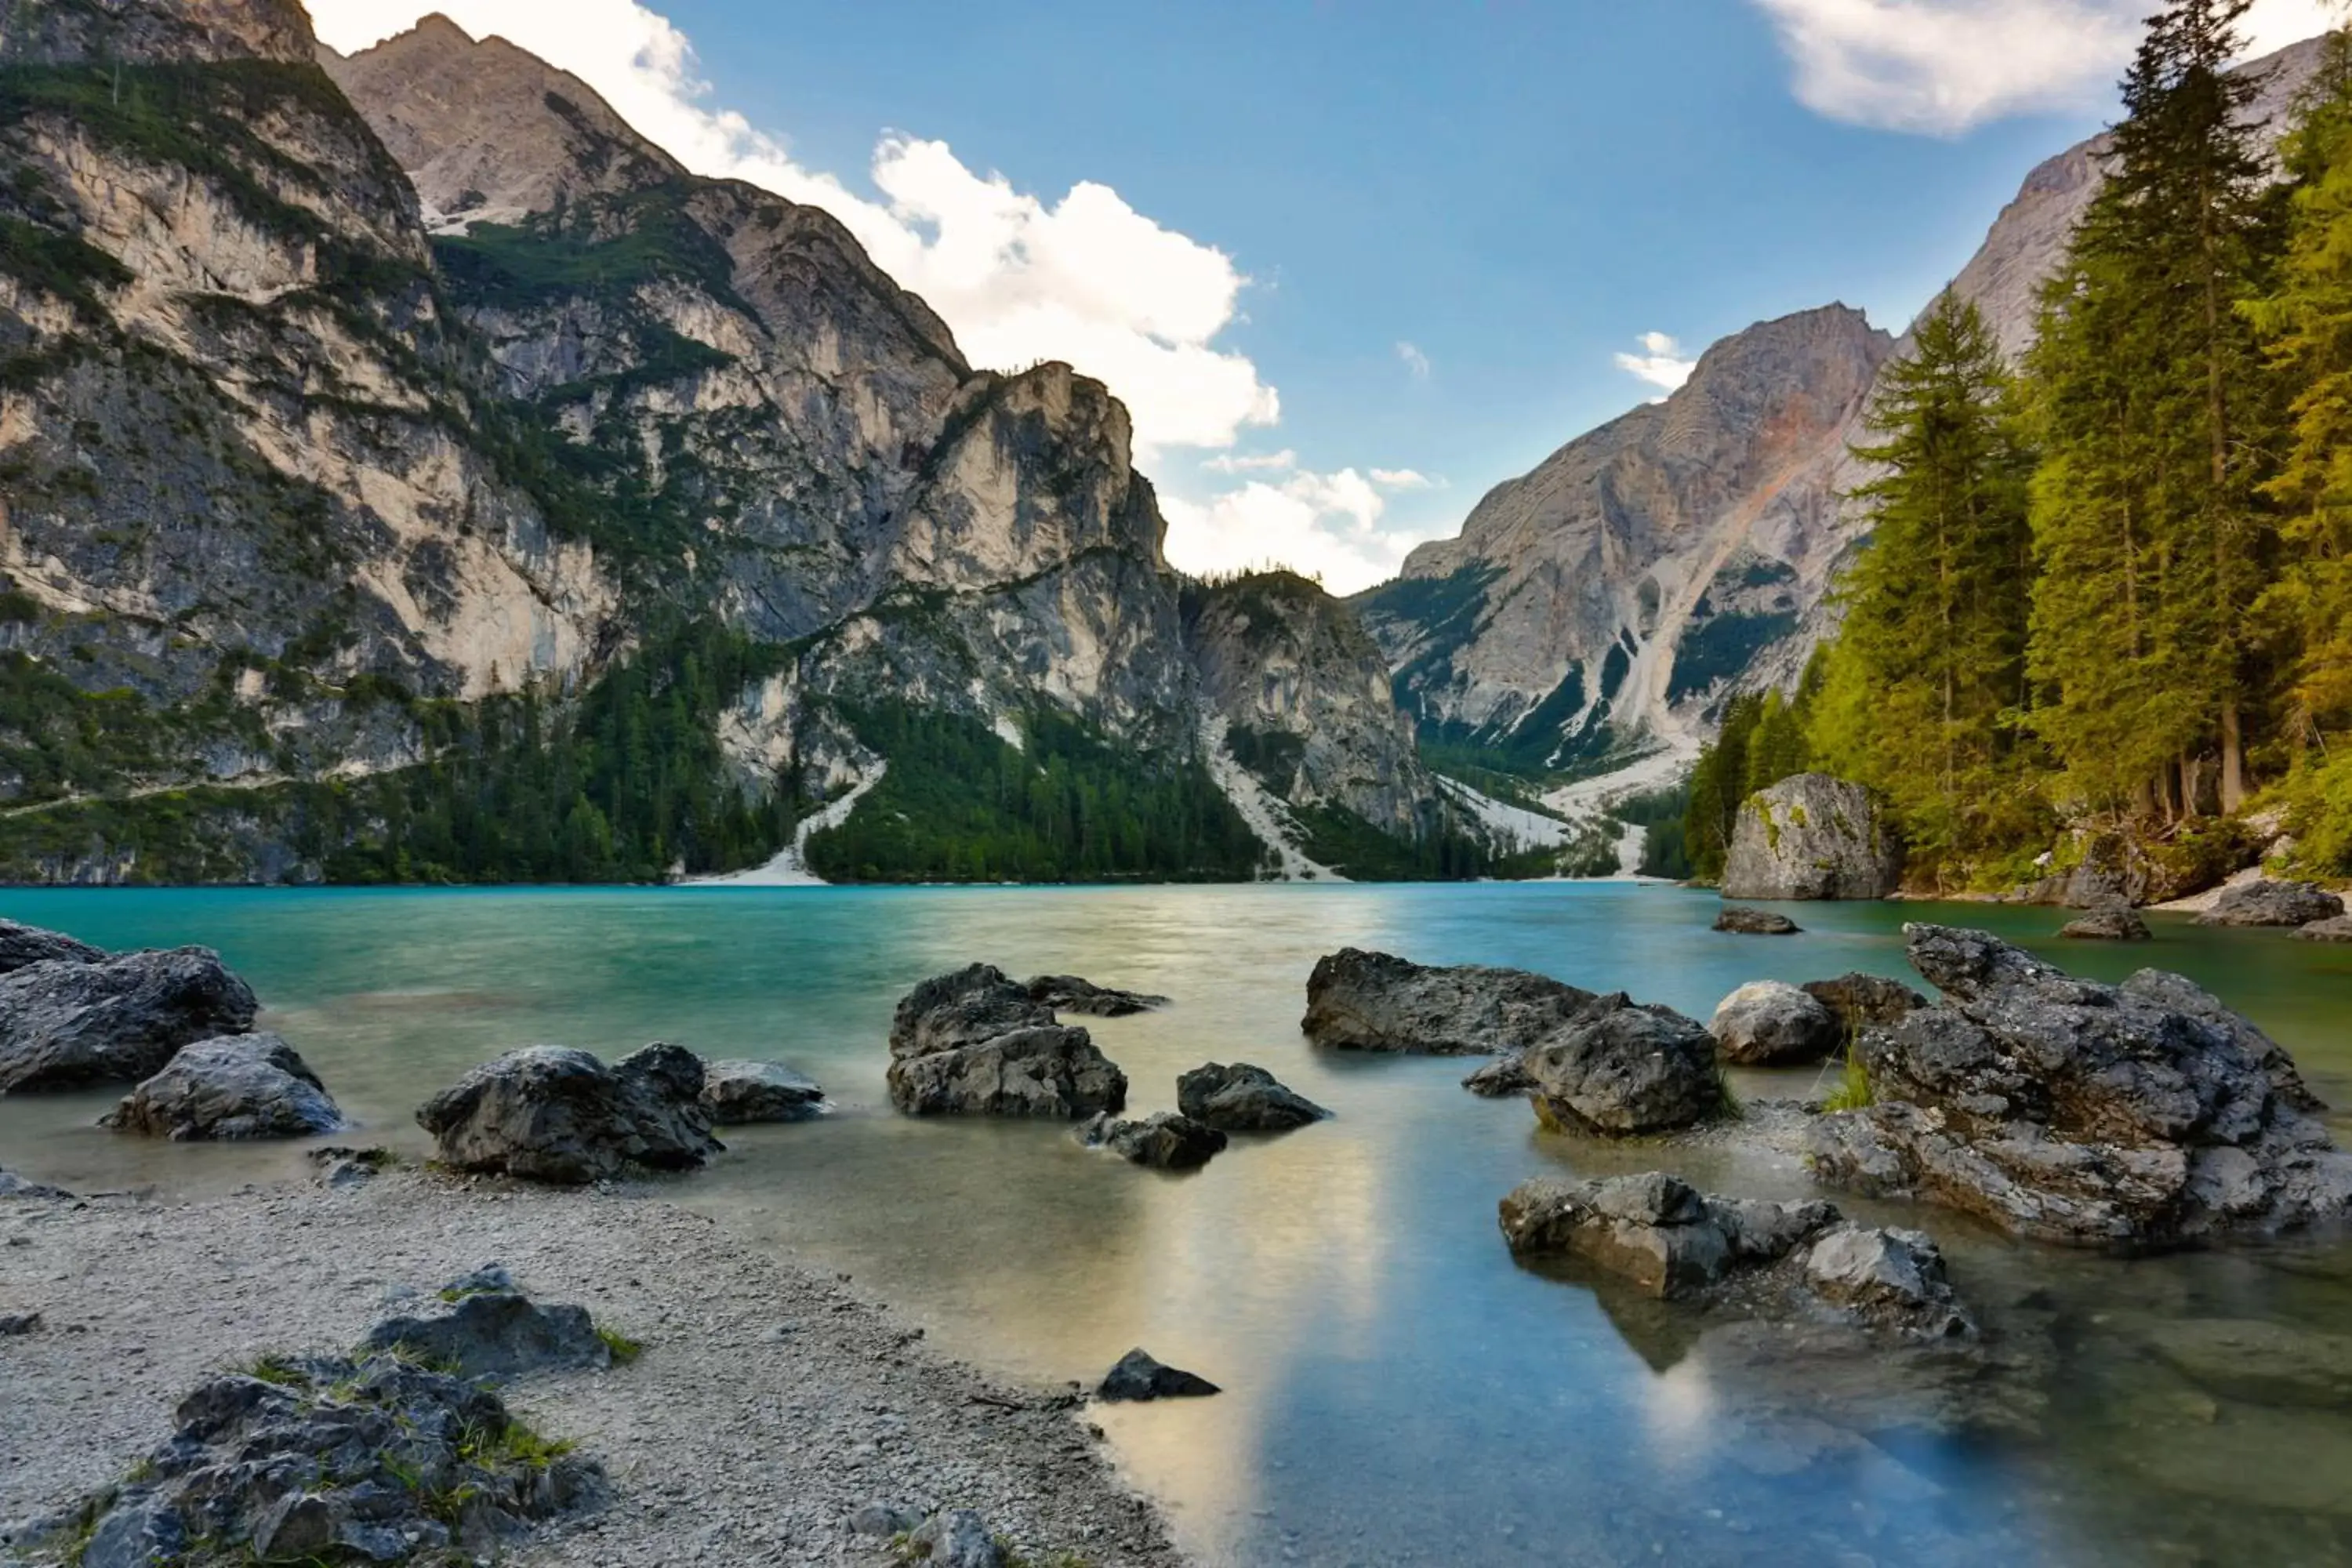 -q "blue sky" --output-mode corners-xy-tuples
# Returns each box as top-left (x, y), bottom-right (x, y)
(312, 0), (2335, 590)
